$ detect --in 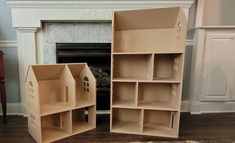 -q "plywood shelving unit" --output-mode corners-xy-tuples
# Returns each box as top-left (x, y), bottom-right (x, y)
(26, 64), (96, 143)
(111, 7), (187, 138)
